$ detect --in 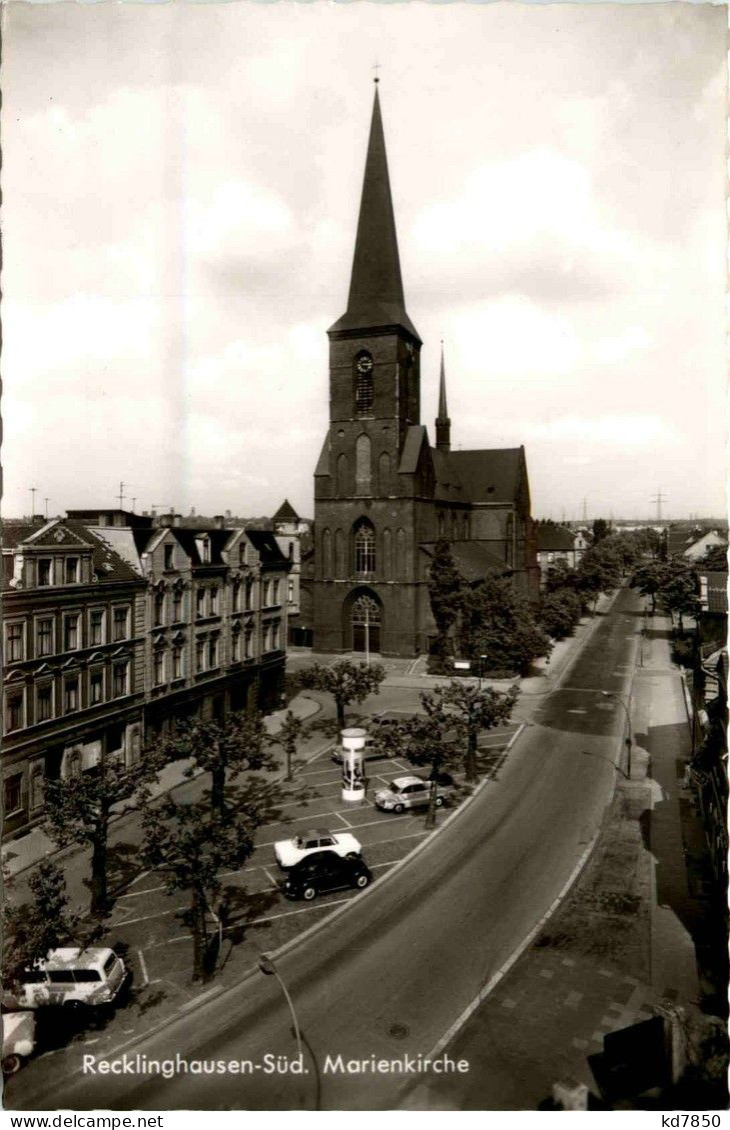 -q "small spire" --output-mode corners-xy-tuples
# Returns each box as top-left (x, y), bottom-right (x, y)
(435, 341), (451, 451)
